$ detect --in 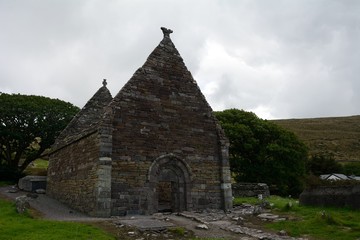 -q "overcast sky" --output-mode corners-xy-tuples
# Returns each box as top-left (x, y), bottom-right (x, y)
(1, 0), (360, 119)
